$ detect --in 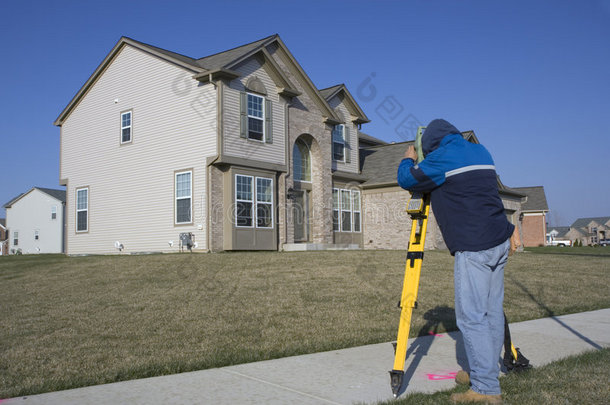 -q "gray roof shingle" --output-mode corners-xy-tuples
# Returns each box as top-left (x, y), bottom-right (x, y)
(510, 186), (548, 211)
(570, 216), (610, 229)
(360, 141), (412, 186)
(4, 187), (65, 208)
